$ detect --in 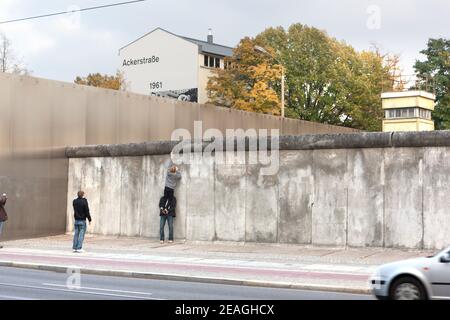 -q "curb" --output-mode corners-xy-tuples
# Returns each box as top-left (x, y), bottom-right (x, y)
(0, 260), (371, 295)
